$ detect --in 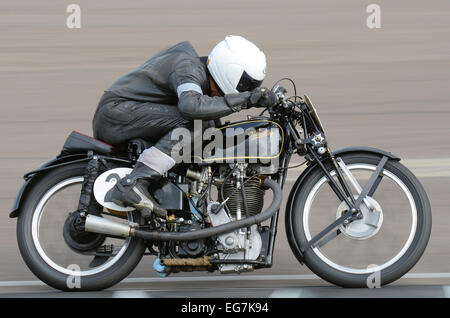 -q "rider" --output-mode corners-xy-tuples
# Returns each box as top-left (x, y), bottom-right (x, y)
(92, 35), (278, 219)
